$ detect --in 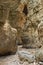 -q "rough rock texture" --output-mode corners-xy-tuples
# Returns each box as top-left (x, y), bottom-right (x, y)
(21, 31), (42, 48)
(0, 0), (42, 48)
(0, 0), (20, 22)
(38, 21), (43, 45)
(35, 48), (43, 62)
(0, 0), (20, 55)
(0, 0), (43, 65)
(18, 0), (43, 48)
(0, 21), (17, 55)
